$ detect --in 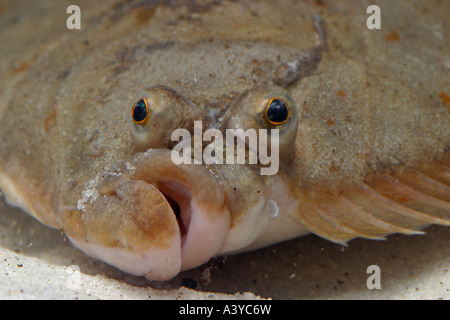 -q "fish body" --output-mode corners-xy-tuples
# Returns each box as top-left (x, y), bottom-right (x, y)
(0, 0), (449, 281)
